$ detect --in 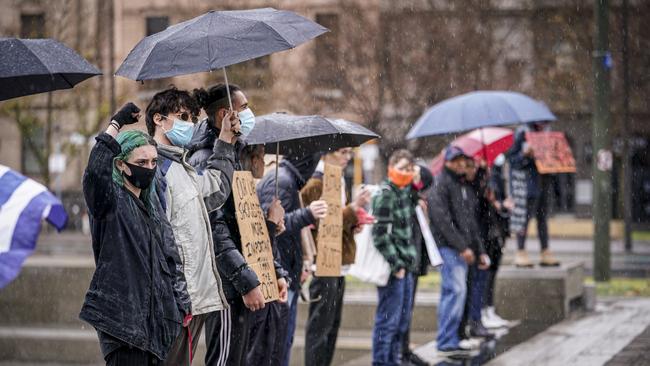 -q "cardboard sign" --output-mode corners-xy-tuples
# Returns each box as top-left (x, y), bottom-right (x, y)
(232, 171), (279, 303)
(526, 131), (577, 174)
(315, 163), (343, 277)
